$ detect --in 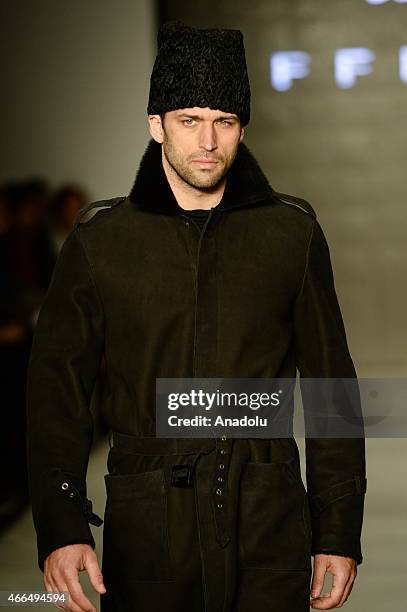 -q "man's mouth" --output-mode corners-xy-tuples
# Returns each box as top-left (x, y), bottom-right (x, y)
(191, 158), (219, 165)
